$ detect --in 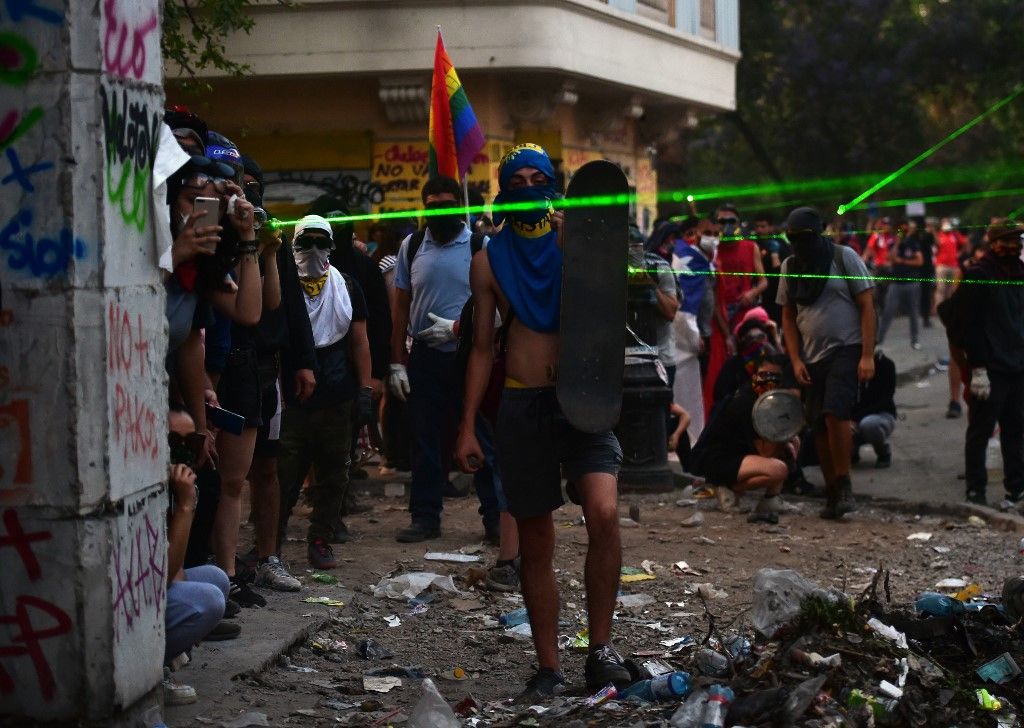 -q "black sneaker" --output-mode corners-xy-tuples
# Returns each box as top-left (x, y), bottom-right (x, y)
(308, 538), (337, 569)
(966, 490), (987, 506)
(512, 667), (565, 705)
(946, 401), (962, 419)
(396, 521), (441, 543)
(229, 577), (266, 608)
(204, 619), (241, 641)
(331, 519), (352, 544)
(875, 445), (892, 469)
(224, 598), (241, 618)
(584, 644), (631, 691)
